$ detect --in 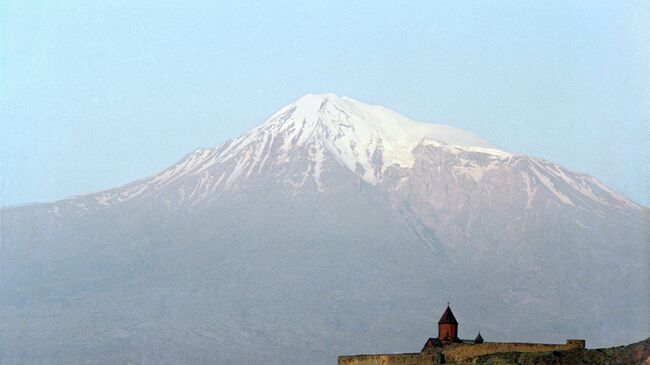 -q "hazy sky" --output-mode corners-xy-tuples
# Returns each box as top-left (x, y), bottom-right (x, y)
(1, 1), (648, 206)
